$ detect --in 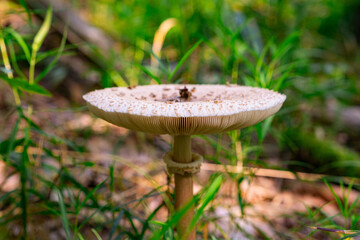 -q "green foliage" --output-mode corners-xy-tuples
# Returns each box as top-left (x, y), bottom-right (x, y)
(136, 39), (203, 84)
(324, 180), (360, 230)
(168, 39), (203, 83)
(136, 64), (161, 84)
(310, 180), (360, 239)
(283, 129), (360, 177)
(35, 27), (68, 83)
(5, 28), (30, 62)
(56, 188), (72, 240)
(151, 174), (224, 239)
(0, 5), (102, 239)
(0, 75), (51, 96)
